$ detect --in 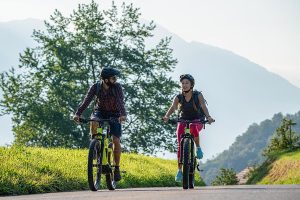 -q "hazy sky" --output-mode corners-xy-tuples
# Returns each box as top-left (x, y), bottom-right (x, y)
(0, 0), (300, 87)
